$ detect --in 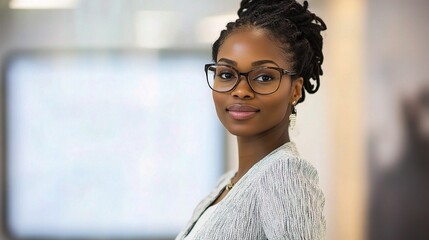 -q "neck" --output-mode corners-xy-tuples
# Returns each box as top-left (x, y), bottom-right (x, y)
(234, 121), (290, 180)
